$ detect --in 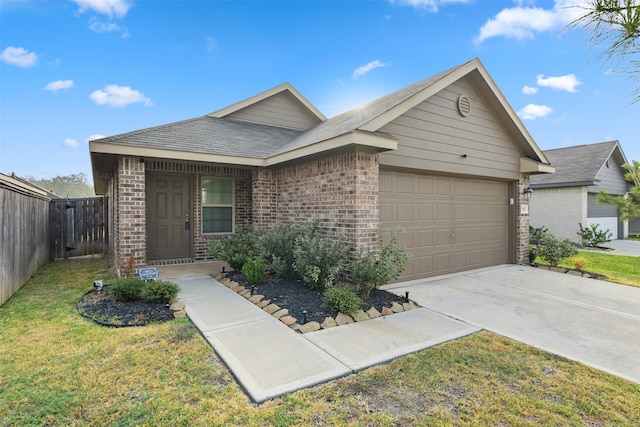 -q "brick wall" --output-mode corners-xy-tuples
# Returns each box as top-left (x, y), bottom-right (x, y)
(252, 168), (277, 230)
(115, 157), (146, 269)
(271, 149), (379, 254)
(516, 175), (531, 264)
